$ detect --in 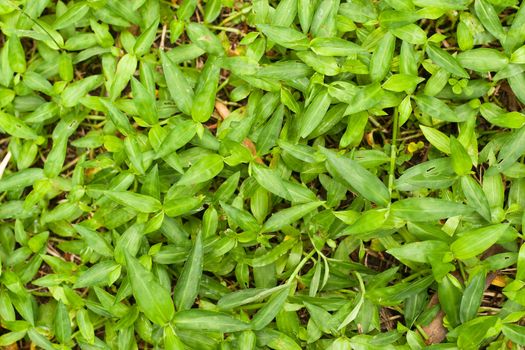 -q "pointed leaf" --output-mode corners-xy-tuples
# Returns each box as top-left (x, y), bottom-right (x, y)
(177, 154), (224, 187)
(391, 198), (474, 221)
(125, 252), (175, 325)
(104, 191), (162, 213)
(262, 202), (322, 233)
(321, 148), (390, 206)
(451, 224), (509, 260)
(172, 310), (250, 332)
(173, 232), (203, 311)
